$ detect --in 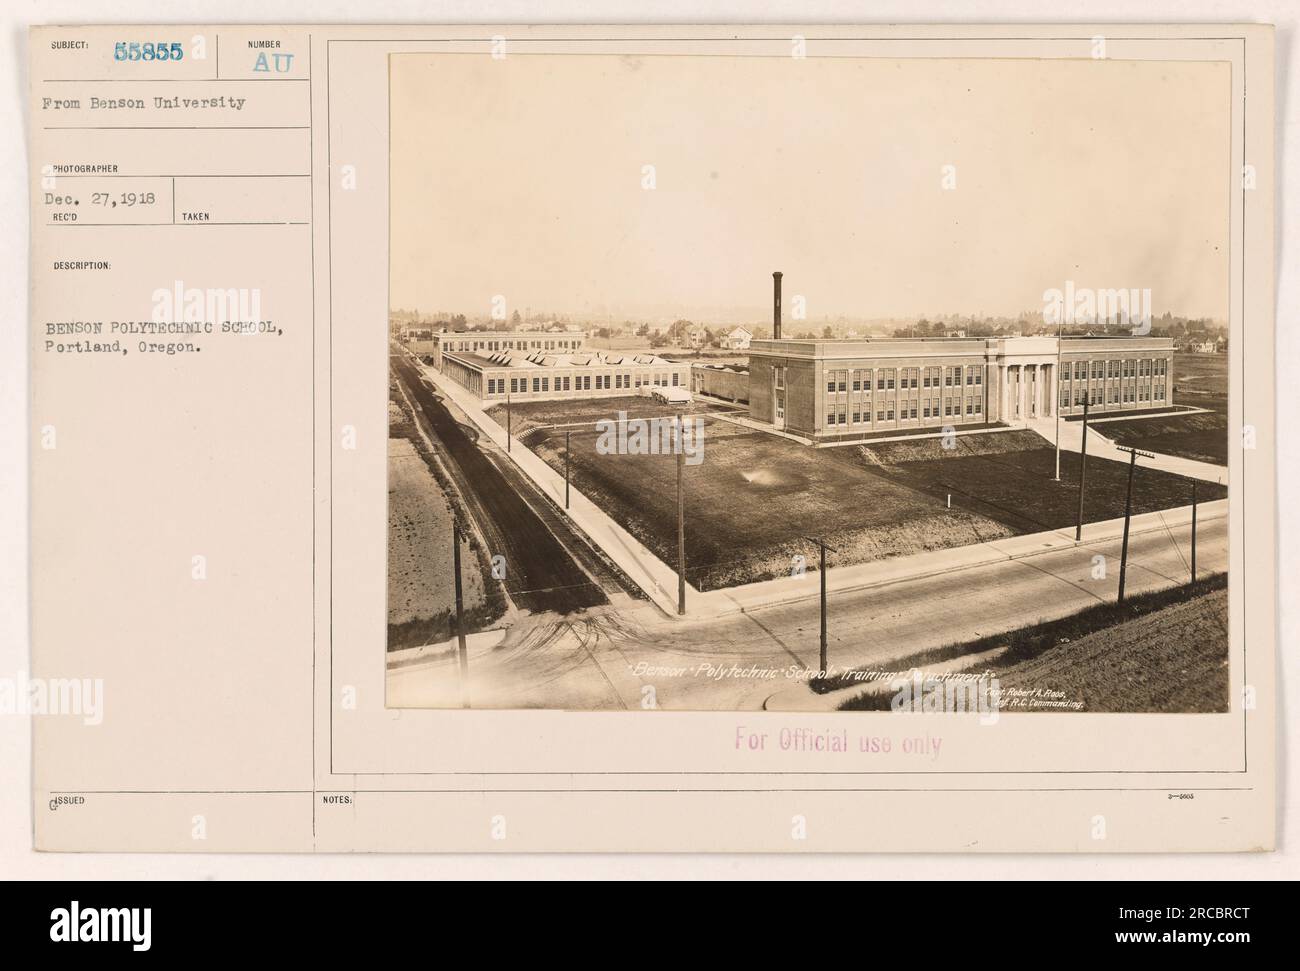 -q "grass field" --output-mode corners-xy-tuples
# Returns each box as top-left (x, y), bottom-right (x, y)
(505, 399), (1224, 590)
(1099, 411), (1228, 465)
(387, 382), (504, 650)
(860, 431), (1225, 535)
(835, 574), (1228, 713)
(531, 417), (1016, 590)
(1172, 350), (1229, 416)
(486, 395), (738, 440)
